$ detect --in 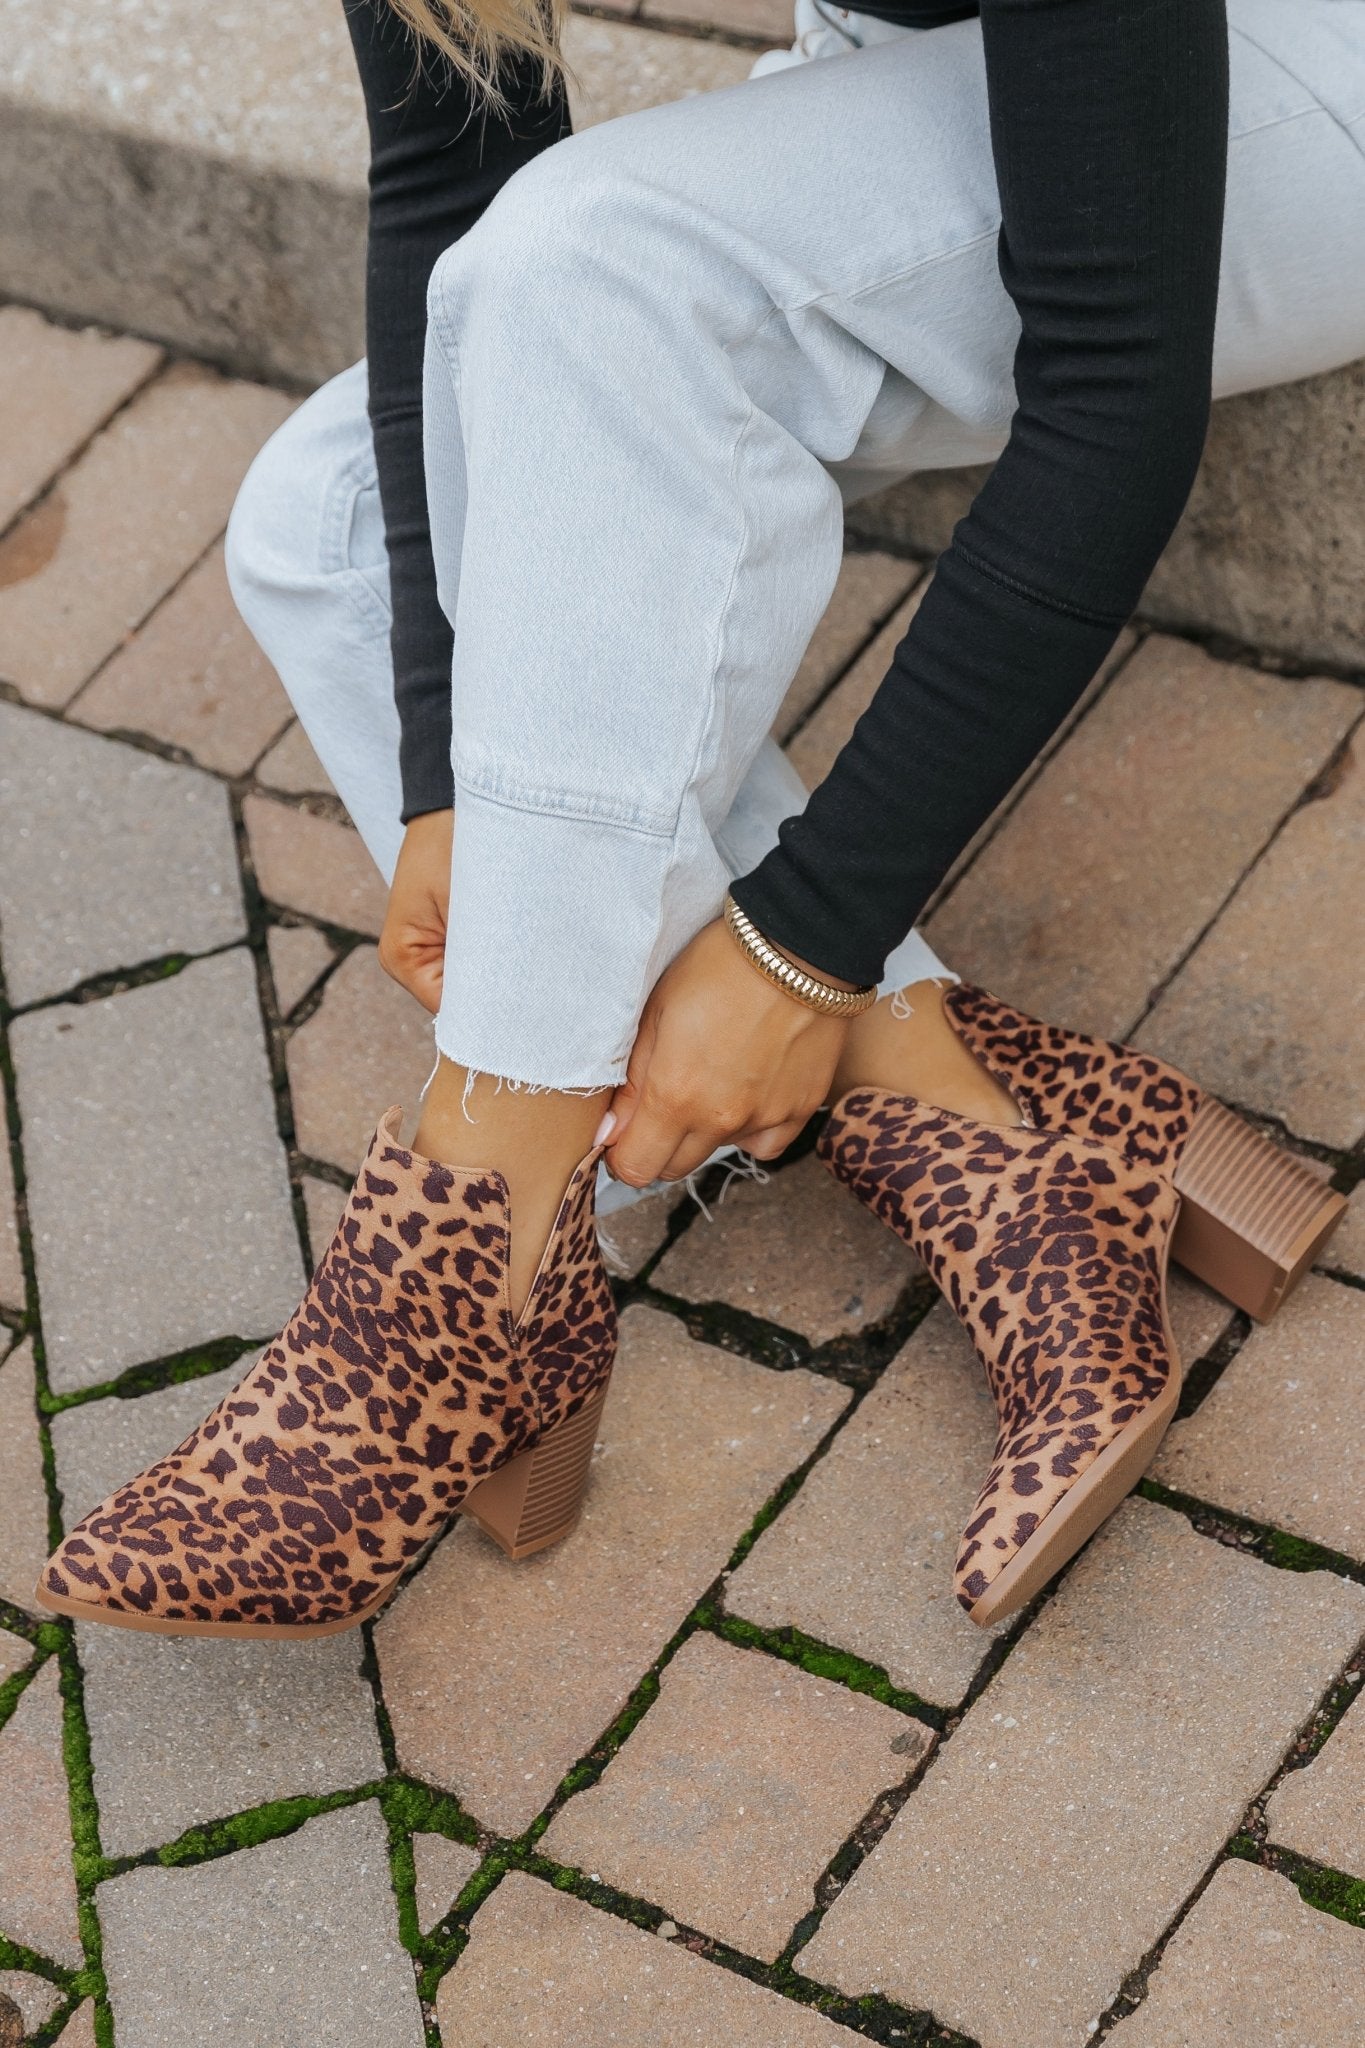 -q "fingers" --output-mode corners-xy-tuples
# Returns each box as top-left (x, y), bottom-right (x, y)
(605, 1082), (691, 1189)
(377, 935), (444, 1015)
(731, 1121), (806, 1162)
